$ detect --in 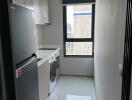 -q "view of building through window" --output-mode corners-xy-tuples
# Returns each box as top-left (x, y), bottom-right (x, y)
(65, 4), (93, 56)
(67, 5), (92, 38)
